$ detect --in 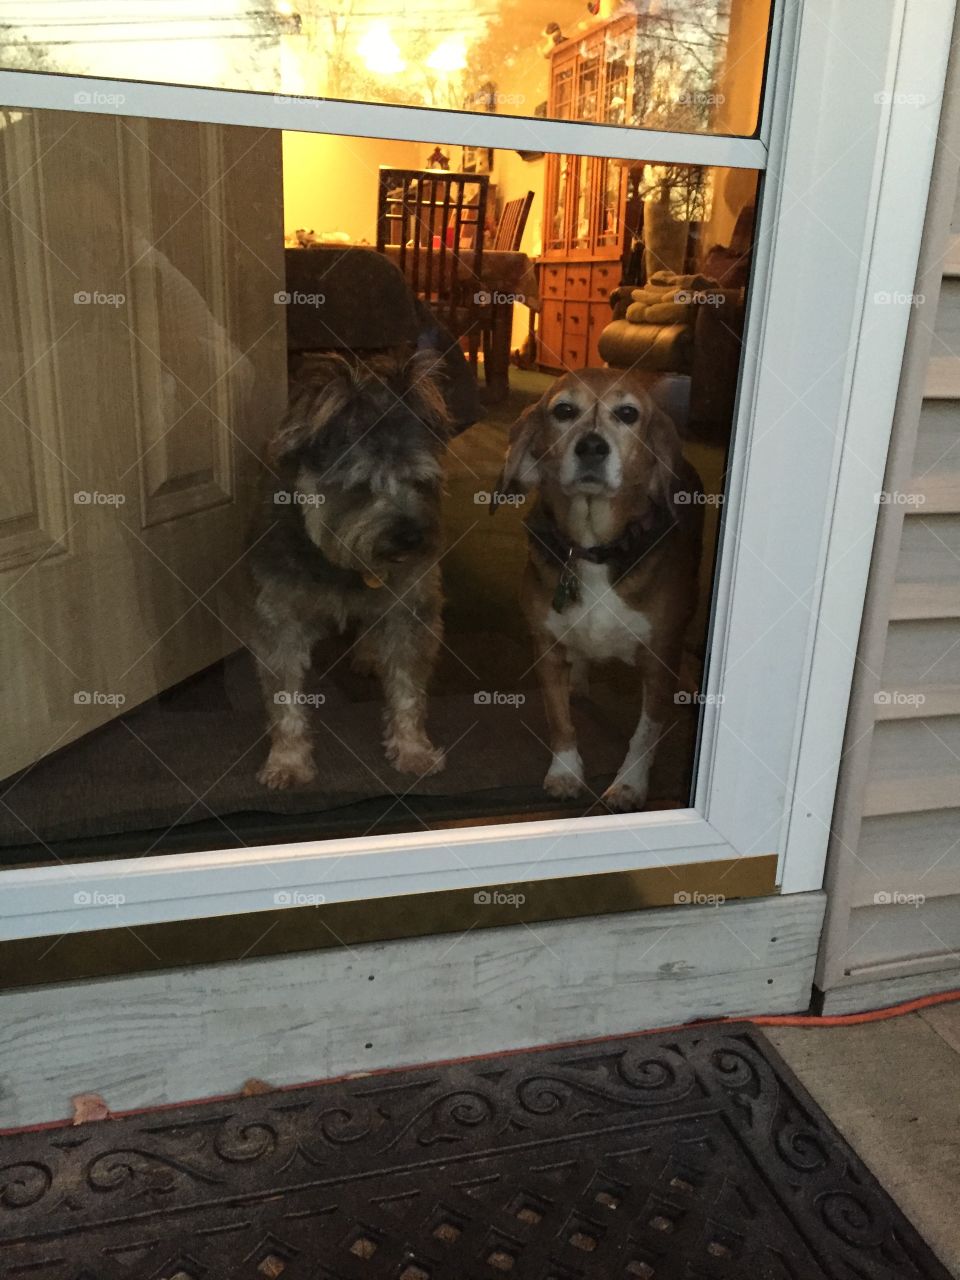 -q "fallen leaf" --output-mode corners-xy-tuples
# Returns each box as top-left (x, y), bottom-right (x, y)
(241, 1078), (275, 1096)
(71, 1092), (109, 1124)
